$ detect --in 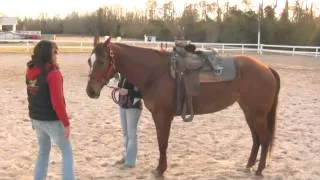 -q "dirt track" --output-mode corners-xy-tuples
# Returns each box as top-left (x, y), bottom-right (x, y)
(0, 53), (319, 179)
